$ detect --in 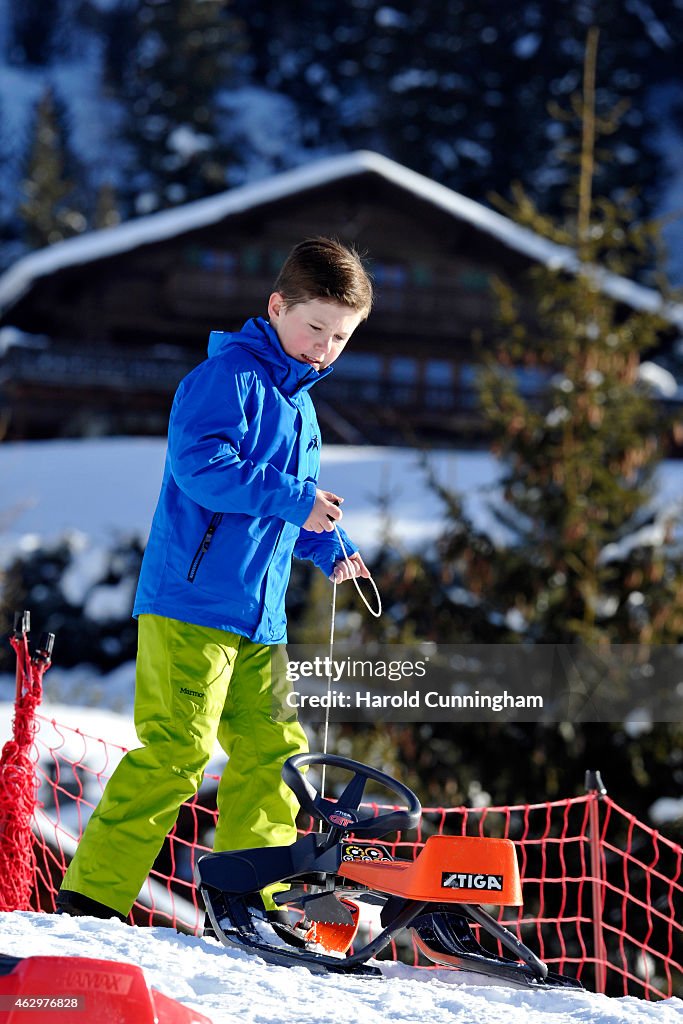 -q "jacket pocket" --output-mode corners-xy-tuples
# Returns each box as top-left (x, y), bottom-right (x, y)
(187, 512), (223, 583)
